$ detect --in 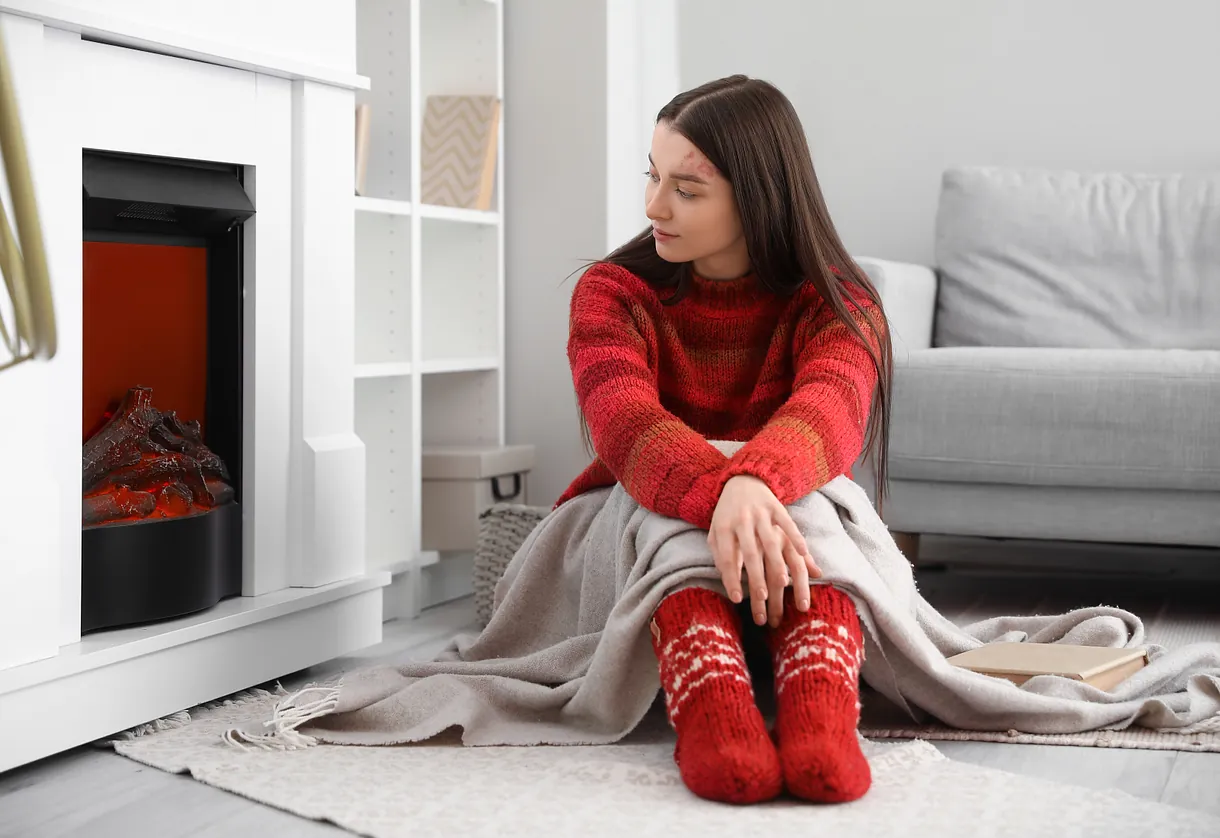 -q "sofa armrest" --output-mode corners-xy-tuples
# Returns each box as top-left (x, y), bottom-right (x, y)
(854, 257), (938, 354)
